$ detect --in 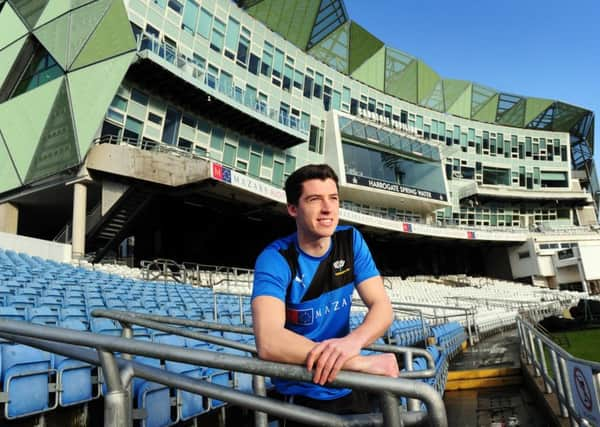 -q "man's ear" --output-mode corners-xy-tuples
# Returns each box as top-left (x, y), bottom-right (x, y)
(287, 203), (297, 218)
